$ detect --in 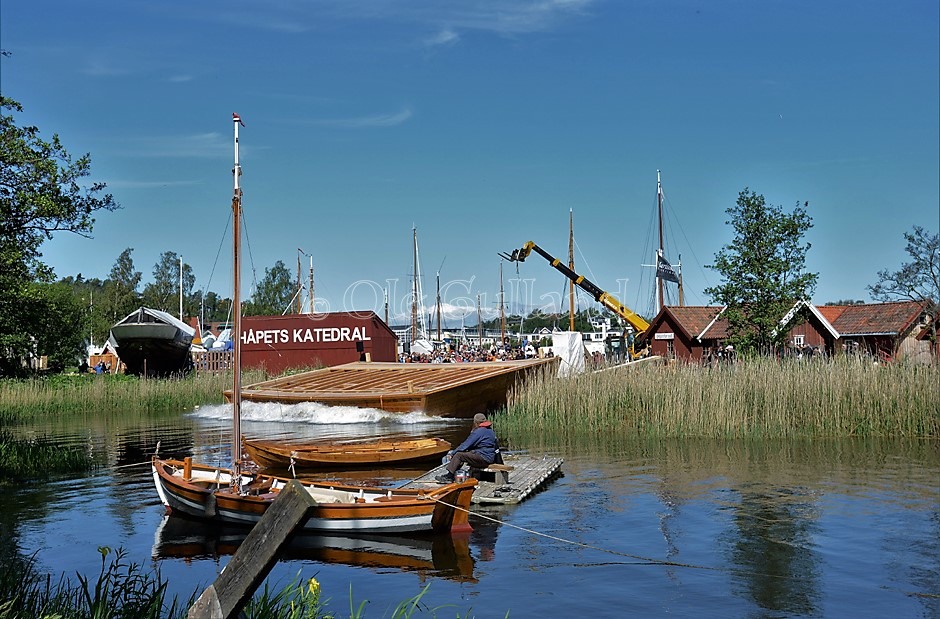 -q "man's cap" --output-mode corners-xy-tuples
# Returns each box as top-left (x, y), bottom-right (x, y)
(473, 413), (487, 424)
